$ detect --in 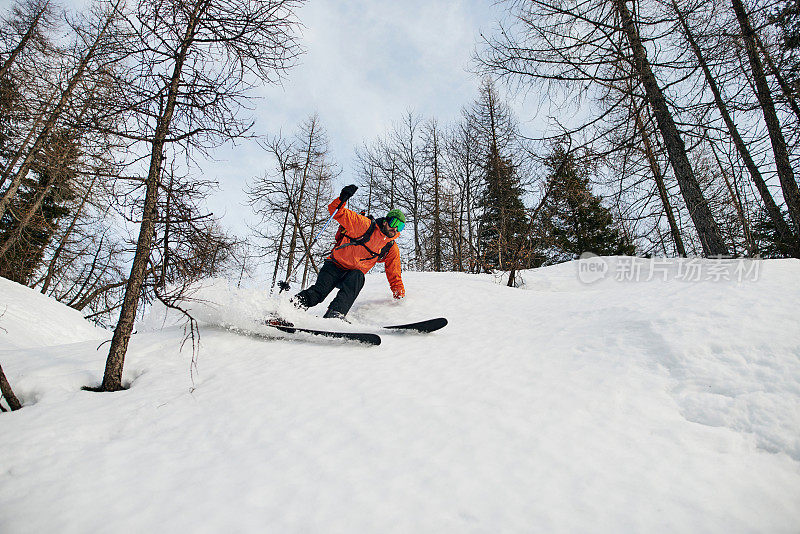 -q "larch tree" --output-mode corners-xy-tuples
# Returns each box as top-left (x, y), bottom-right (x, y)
(479, 0), (730, 255)
(97, 0), (304, 392)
